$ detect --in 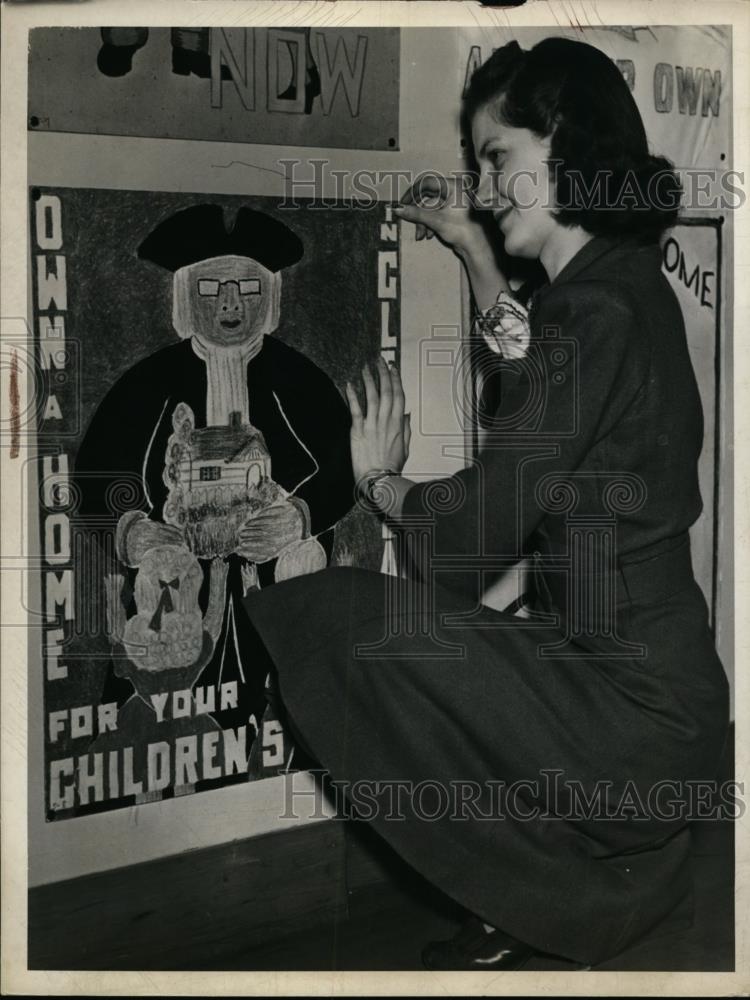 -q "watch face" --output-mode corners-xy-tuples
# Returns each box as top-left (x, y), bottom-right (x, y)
(360, 471), (395, 513)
